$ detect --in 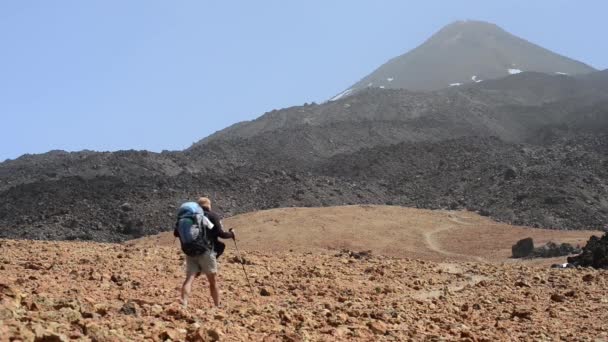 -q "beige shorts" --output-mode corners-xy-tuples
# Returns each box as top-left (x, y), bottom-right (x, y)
(185, 251), (218, 276)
